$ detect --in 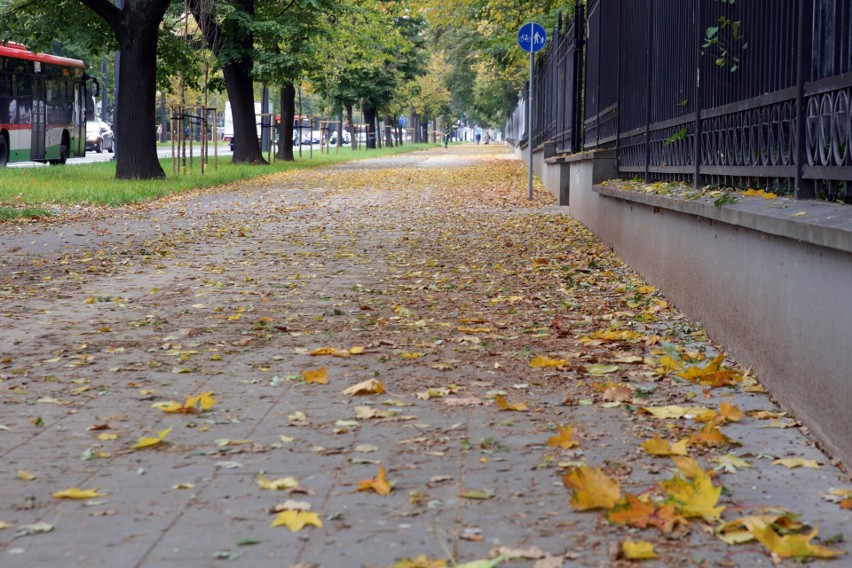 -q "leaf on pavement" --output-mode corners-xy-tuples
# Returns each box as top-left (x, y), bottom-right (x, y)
(671, 456), (702, 479)
(455, 555), (505, 568)
(607, 493), (680, 533)
(689, 423), (732, 447)
(641, 436), (688, 456)
(257, 475), (299, 490)
(752, 525), (845, 559)
(343, 379), (385, 396)
(310, 347), (351, 358)
(53, 487), (105, 499)
(713, 453), (751, 473)
(494, 394), (528, 412)
(133, 425), (172, 449)
(270, 510), (323, 531)
(676, 354), (742, 387)
(585, 364), (619, 376)
(358, 465), (392, 495)
(773, 458), (819, 469)
(529, 356), (569, 368)
(641, 405), (713, 420)
(659, 470), (725, 522)
(390, 556), (448, 568)
(562, 466), (621, 511)
(16, 470), (35, 481)
(302, 367), (328, 384)
(547, 424), (579, 449)
(152, 392), (216, 414)
(621, 539), (658, 560)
